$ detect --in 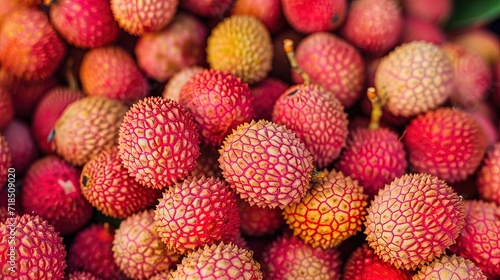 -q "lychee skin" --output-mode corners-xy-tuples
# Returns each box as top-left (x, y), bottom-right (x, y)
(3, 119), (38, 175)
(154, 176), (240, 255)
(179, 69), (255, 146)
(171, 242), (263, 279)
(364, 173), (466, 270)
(404, 107), (488, 183)
(281, 0), (347, 33)
(179, 0), (233, 18)
(67, 271), (103, 280)
(293, 32), (366, 107)
(238, 199), (284, 237)
(0, 214), (67, 280)
(284, 170), (368, 249)
(219, 120), (314, 209)
(401, 16), (446, 45)
(477, 143), (500, 204)
(118, 97), (200, 189)
(250, 78), (288, 121)
(375, 41), (454, 117)
(413, 254), (487, 280)
(110, 0), (178, 36)
(449, 200), (500, 279)
(401, 0), (452, 24)
(162, 66), (204, 102)
(0, 134), (12, 189)
(189, 145), (223, 179)
(0, 88), (14, 130)
(48, 0), (120, 48)
(231, 0), (284, 33)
